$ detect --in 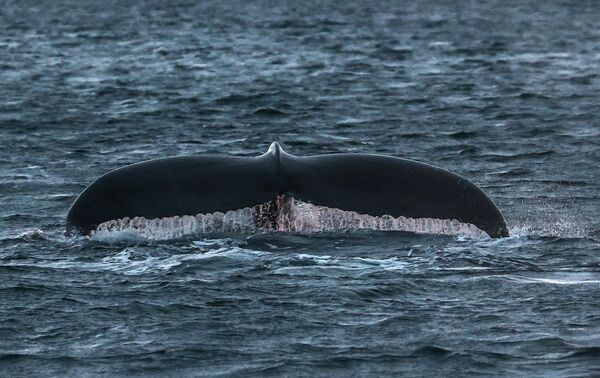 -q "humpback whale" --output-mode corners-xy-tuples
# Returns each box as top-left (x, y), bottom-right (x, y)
(66, 142), (509, 238)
